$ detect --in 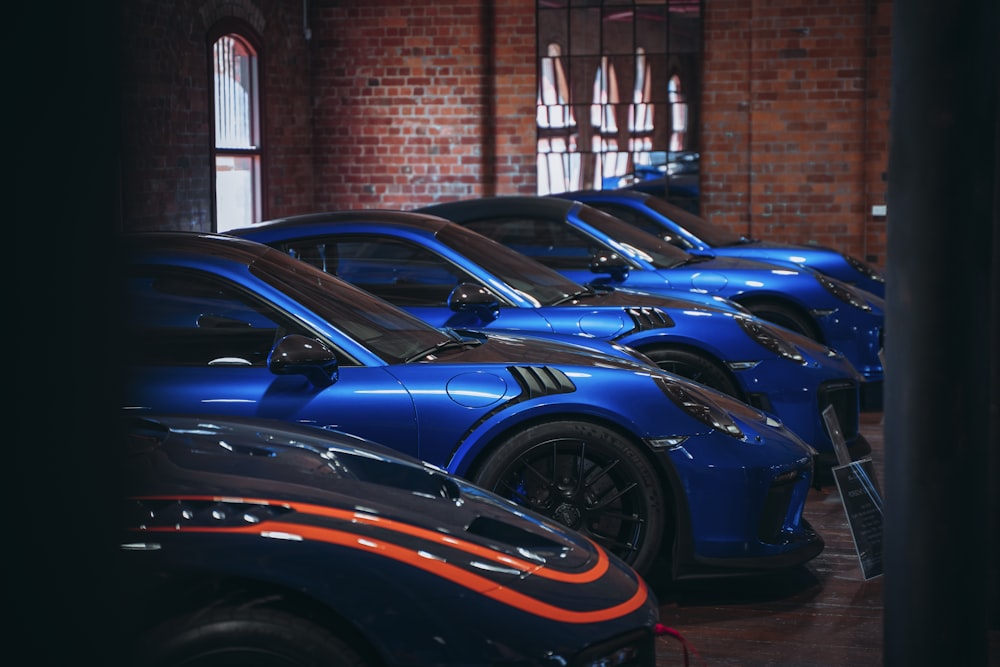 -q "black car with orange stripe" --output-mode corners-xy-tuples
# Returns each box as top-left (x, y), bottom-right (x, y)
(121, 414), (662, 667)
